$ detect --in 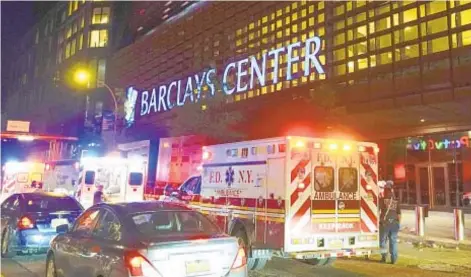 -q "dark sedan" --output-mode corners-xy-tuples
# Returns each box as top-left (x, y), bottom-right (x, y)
(1, 192), (83, 257)
(46, 201), (247, 277)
